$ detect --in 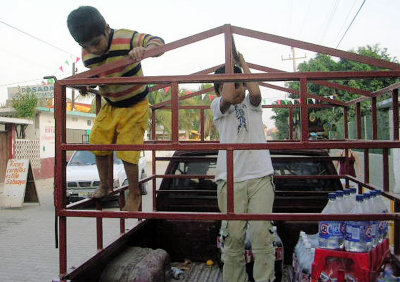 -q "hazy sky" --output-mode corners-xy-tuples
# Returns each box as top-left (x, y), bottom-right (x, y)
(1, 0), (399, 125)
